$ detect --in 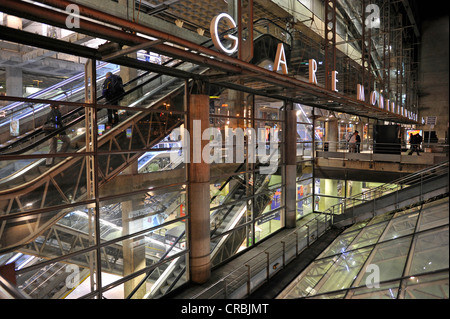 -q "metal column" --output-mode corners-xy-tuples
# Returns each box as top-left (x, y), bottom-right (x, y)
(84, 59), (101, 297)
